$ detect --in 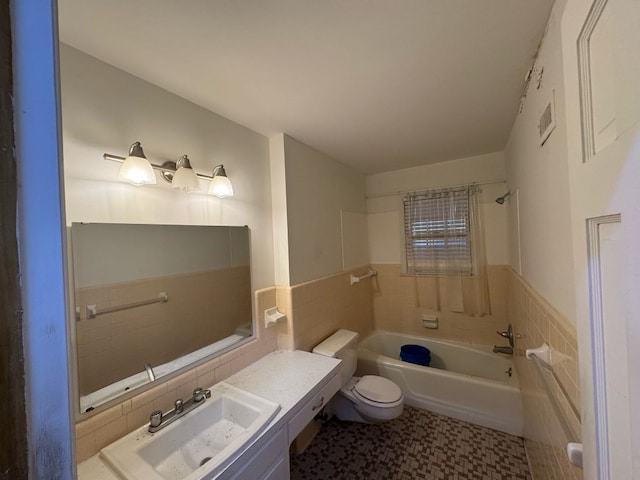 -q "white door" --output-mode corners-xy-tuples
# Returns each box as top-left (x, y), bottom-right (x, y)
(562, 0), (640, 478)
